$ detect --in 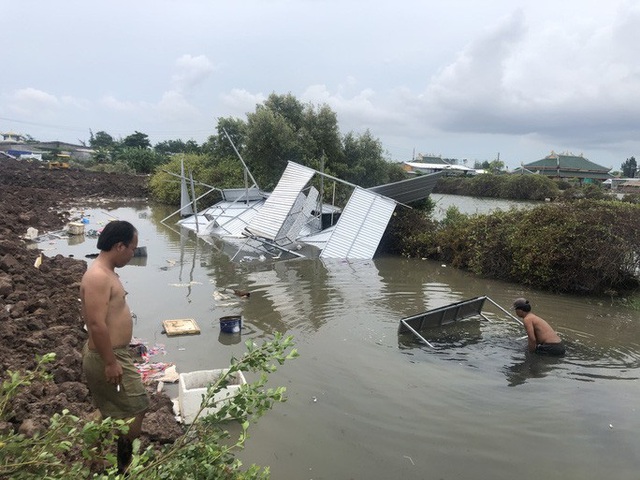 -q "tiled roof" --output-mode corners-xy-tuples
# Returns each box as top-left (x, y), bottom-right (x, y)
(524, 152), (610, 173)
